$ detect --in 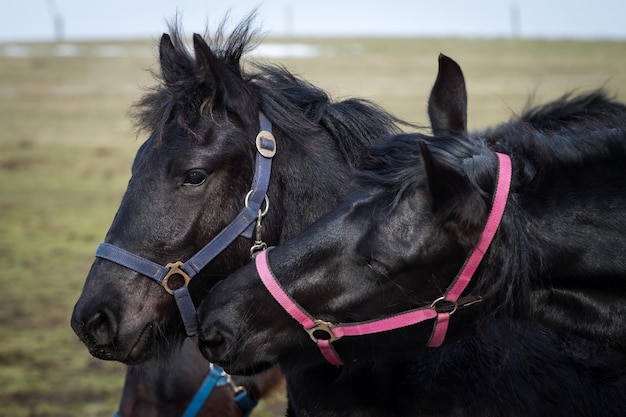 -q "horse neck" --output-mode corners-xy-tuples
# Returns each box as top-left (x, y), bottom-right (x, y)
(507, 154), (626, 351)
(283, 359), (426, 417)
(525, 161), (626, 279)
(283, 319), (626, 417)
(279, 334), (499, 416)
